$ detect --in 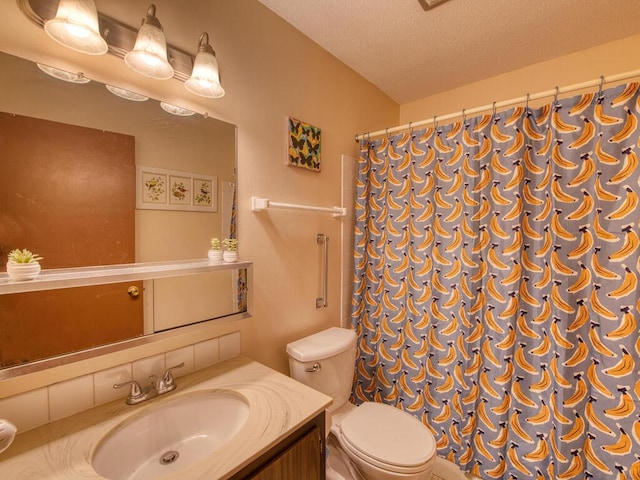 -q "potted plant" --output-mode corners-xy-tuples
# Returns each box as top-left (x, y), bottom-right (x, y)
(222, 238), (238, 263)
(6, 248), (43, 281)
(208, 237), (223, 263)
